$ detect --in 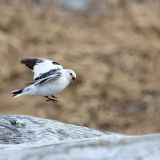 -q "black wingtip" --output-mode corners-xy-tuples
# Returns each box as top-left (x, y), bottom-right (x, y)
(21, 58), (42, 70)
